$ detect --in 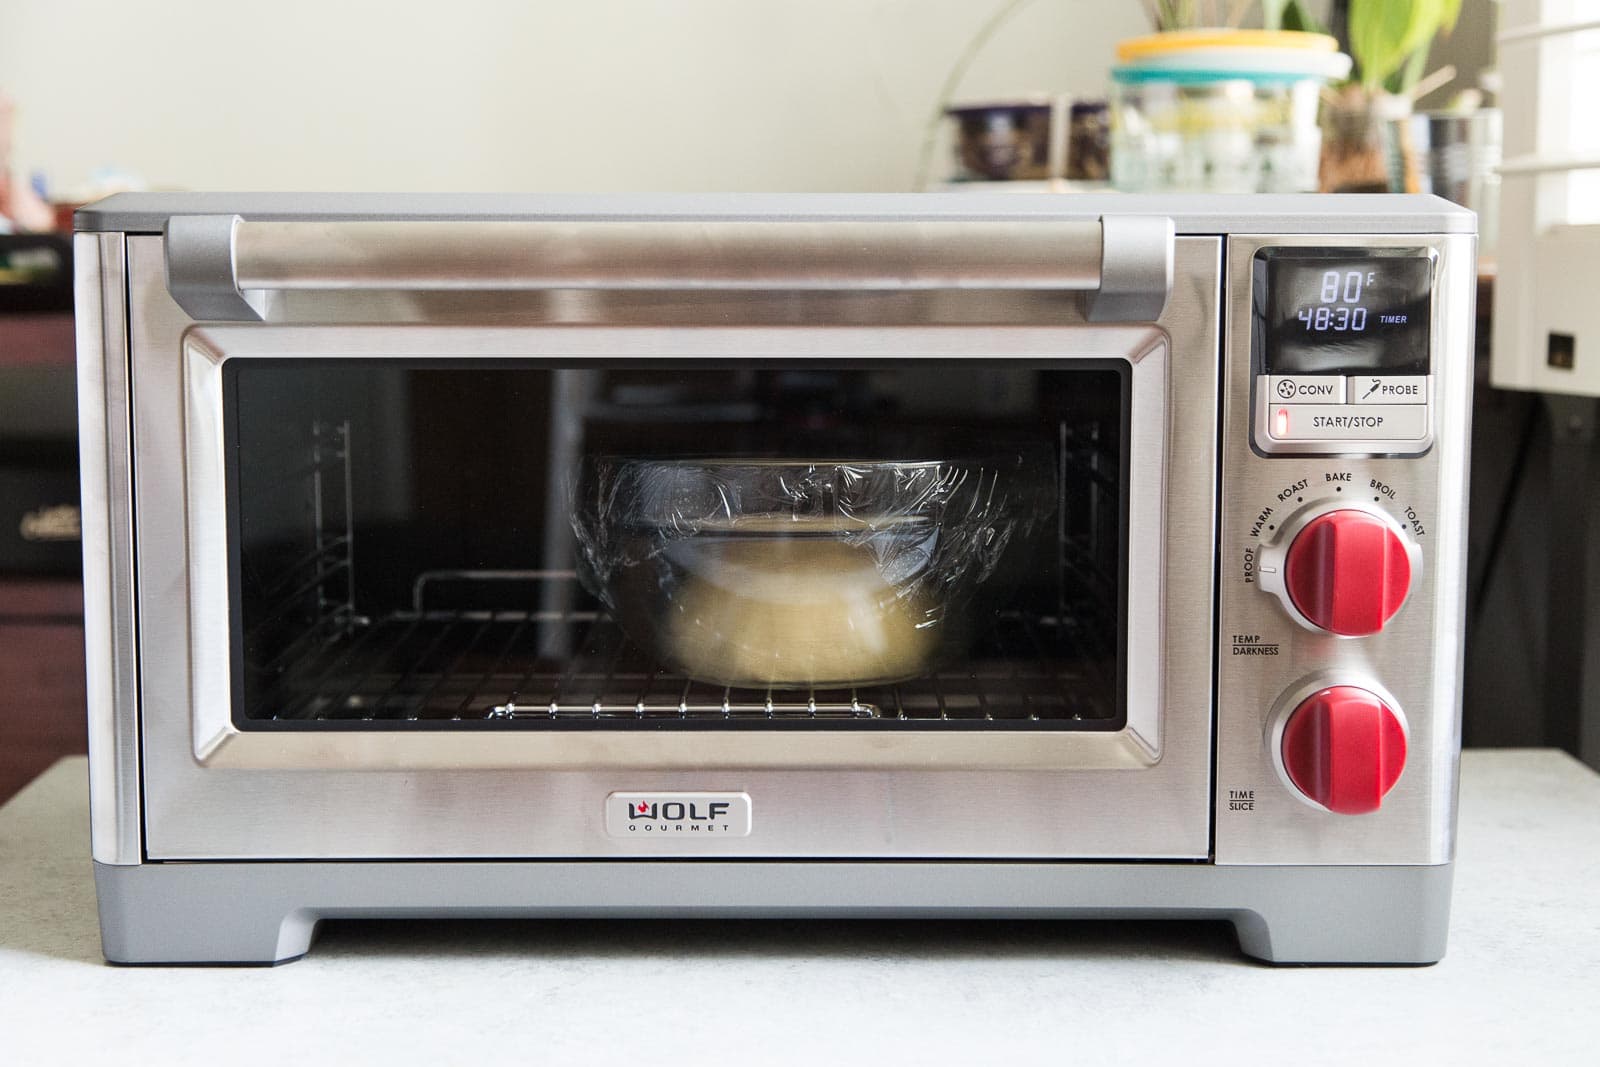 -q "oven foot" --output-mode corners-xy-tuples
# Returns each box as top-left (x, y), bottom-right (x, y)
(94, 863), (318, 965)
(1224, 862), (1455, 966)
